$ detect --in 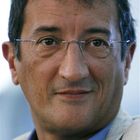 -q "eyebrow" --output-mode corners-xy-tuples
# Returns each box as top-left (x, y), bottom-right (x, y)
(32, 26), (61, 35)
(32, 26), (111, 37)
(84, 27), (111, 37)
